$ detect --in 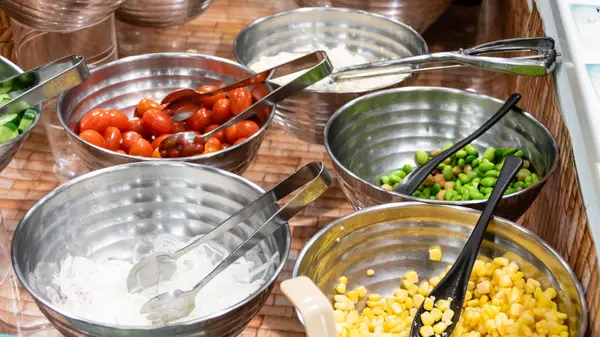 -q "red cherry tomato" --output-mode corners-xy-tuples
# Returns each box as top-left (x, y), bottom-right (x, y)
(116, 149), (126, 154)
(79, 108), (111, 133)
(143, 109), (173, 136)
(151, 134), (172, 149)
(127, 117), (146, 134)
(129, 138), (154, 157)
(107, 110), (129, 131)
(204, 124), (226, 143)
(103, 127), (122, 151)
(236, 120), (260, 139)
(172, 121), (186, 134)
(79, 129), (106, 148)
(204, 144), (221, 154)
(187, 107), (212, 132)
(221, 143), (231, 150)
(206, 137), (221, 148)
(251, 84), (270, 100)
(211, 98), (232, 124)
(234, 137), (248, 145)
(121, 131), (143, 153)
(229, 88), (253, 116)
(224, 124), (239, 144)
(137, 98), (162, 117)
(197, 85), (226, 108)
(152, 148), (161, 158)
